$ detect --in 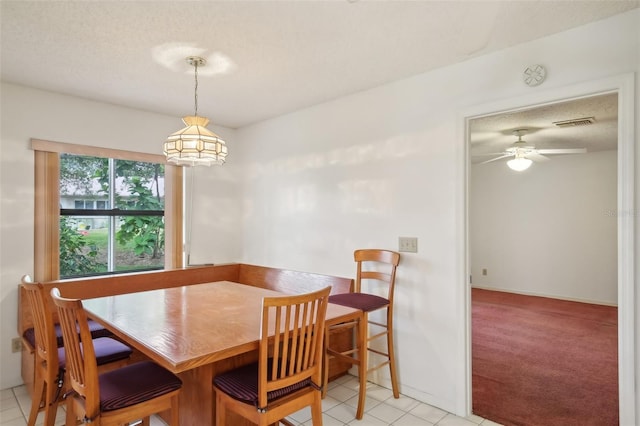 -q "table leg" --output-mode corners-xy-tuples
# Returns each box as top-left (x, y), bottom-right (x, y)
(176, 364), (215, 426)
